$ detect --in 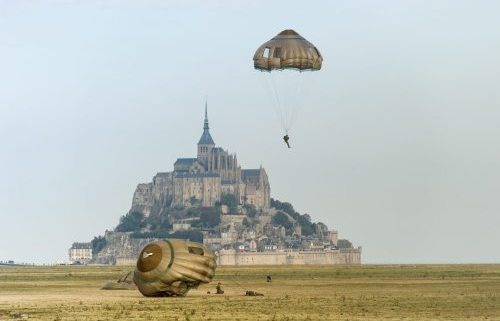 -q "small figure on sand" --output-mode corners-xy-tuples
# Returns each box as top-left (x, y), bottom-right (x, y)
(216, 282), (224, 294)
(245, 290), (264, 296)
